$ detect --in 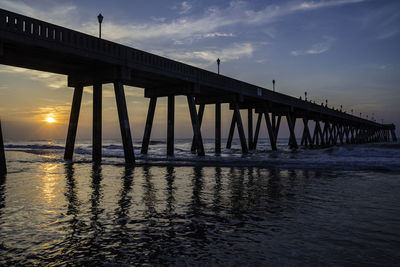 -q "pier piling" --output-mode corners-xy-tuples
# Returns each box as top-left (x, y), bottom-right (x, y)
(215, 103), (221, 154)
(226, 113), (236, 149)
(141, 97), (157, 154)
(252, 113), (262, 150)
(248, 108), (253, 149)
(167, 95), (175, 156)
(286, 113), (298, 149)
(114, 81), (135, 164)
(0, 120), (6, 175)
(264, 112), (277, 151)
(64, 86), (83, 161)
(233, 103), (248, 154)
(191, 104), (205, 153)
(93, 83), (102, 162)
(187, 96), (205, 156)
